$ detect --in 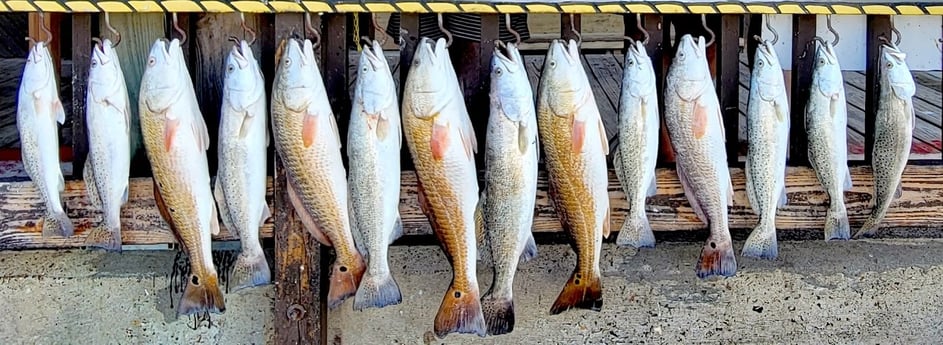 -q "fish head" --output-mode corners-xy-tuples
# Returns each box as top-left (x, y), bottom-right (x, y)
(491, 41), (532, 122)
(140, 38), (184, 114)
(355, 38), (396, 114)
(624, 39), (655, 98)
(752, 40), (786, 101)
(21, 41), (55, 94)
(276, 38), (320, 111)
(541, 39), (589, 116)
(404, 37), (455, 118)
(671, 35), (710, 101)
(813, 40), (843, 98)
(880, 44), (916, 100)
(88, 39), (122, 104)
(224, 39), (264, 112)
